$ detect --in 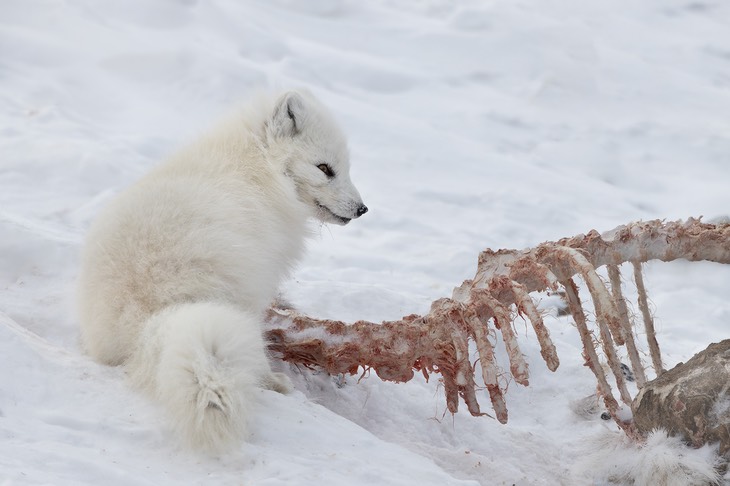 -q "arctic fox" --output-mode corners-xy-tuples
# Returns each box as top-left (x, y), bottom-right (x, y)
(77, 89), (367, 452)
